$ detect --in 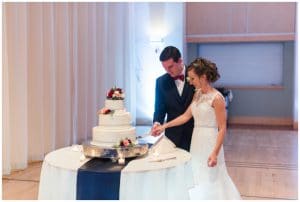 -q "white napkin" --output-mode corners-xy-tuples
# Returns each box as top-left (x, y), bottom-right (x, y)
(149, 135), (176, 155)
